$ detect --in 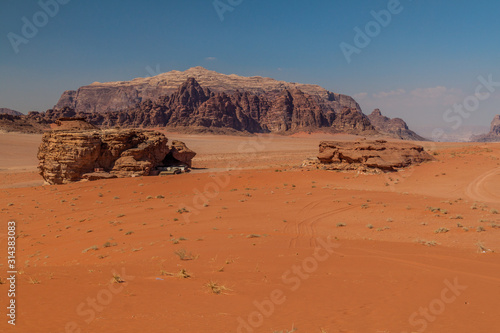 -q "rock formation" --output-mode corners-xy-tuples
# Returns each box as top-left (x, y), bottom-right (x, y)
(470, 115), (500, 142)
(165, 140), (197, 168)
(53, 118), (97, 131)
(13, 68), (422, 138)
(0, 108), (23, 116)
(54, 67), (359, 114)
(38, 127), (196, 184)
(314, 140), (434, 172)
(30, 73), (377, 135)
(0, 114), (46, 133)
(368, 109), (427, 141)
